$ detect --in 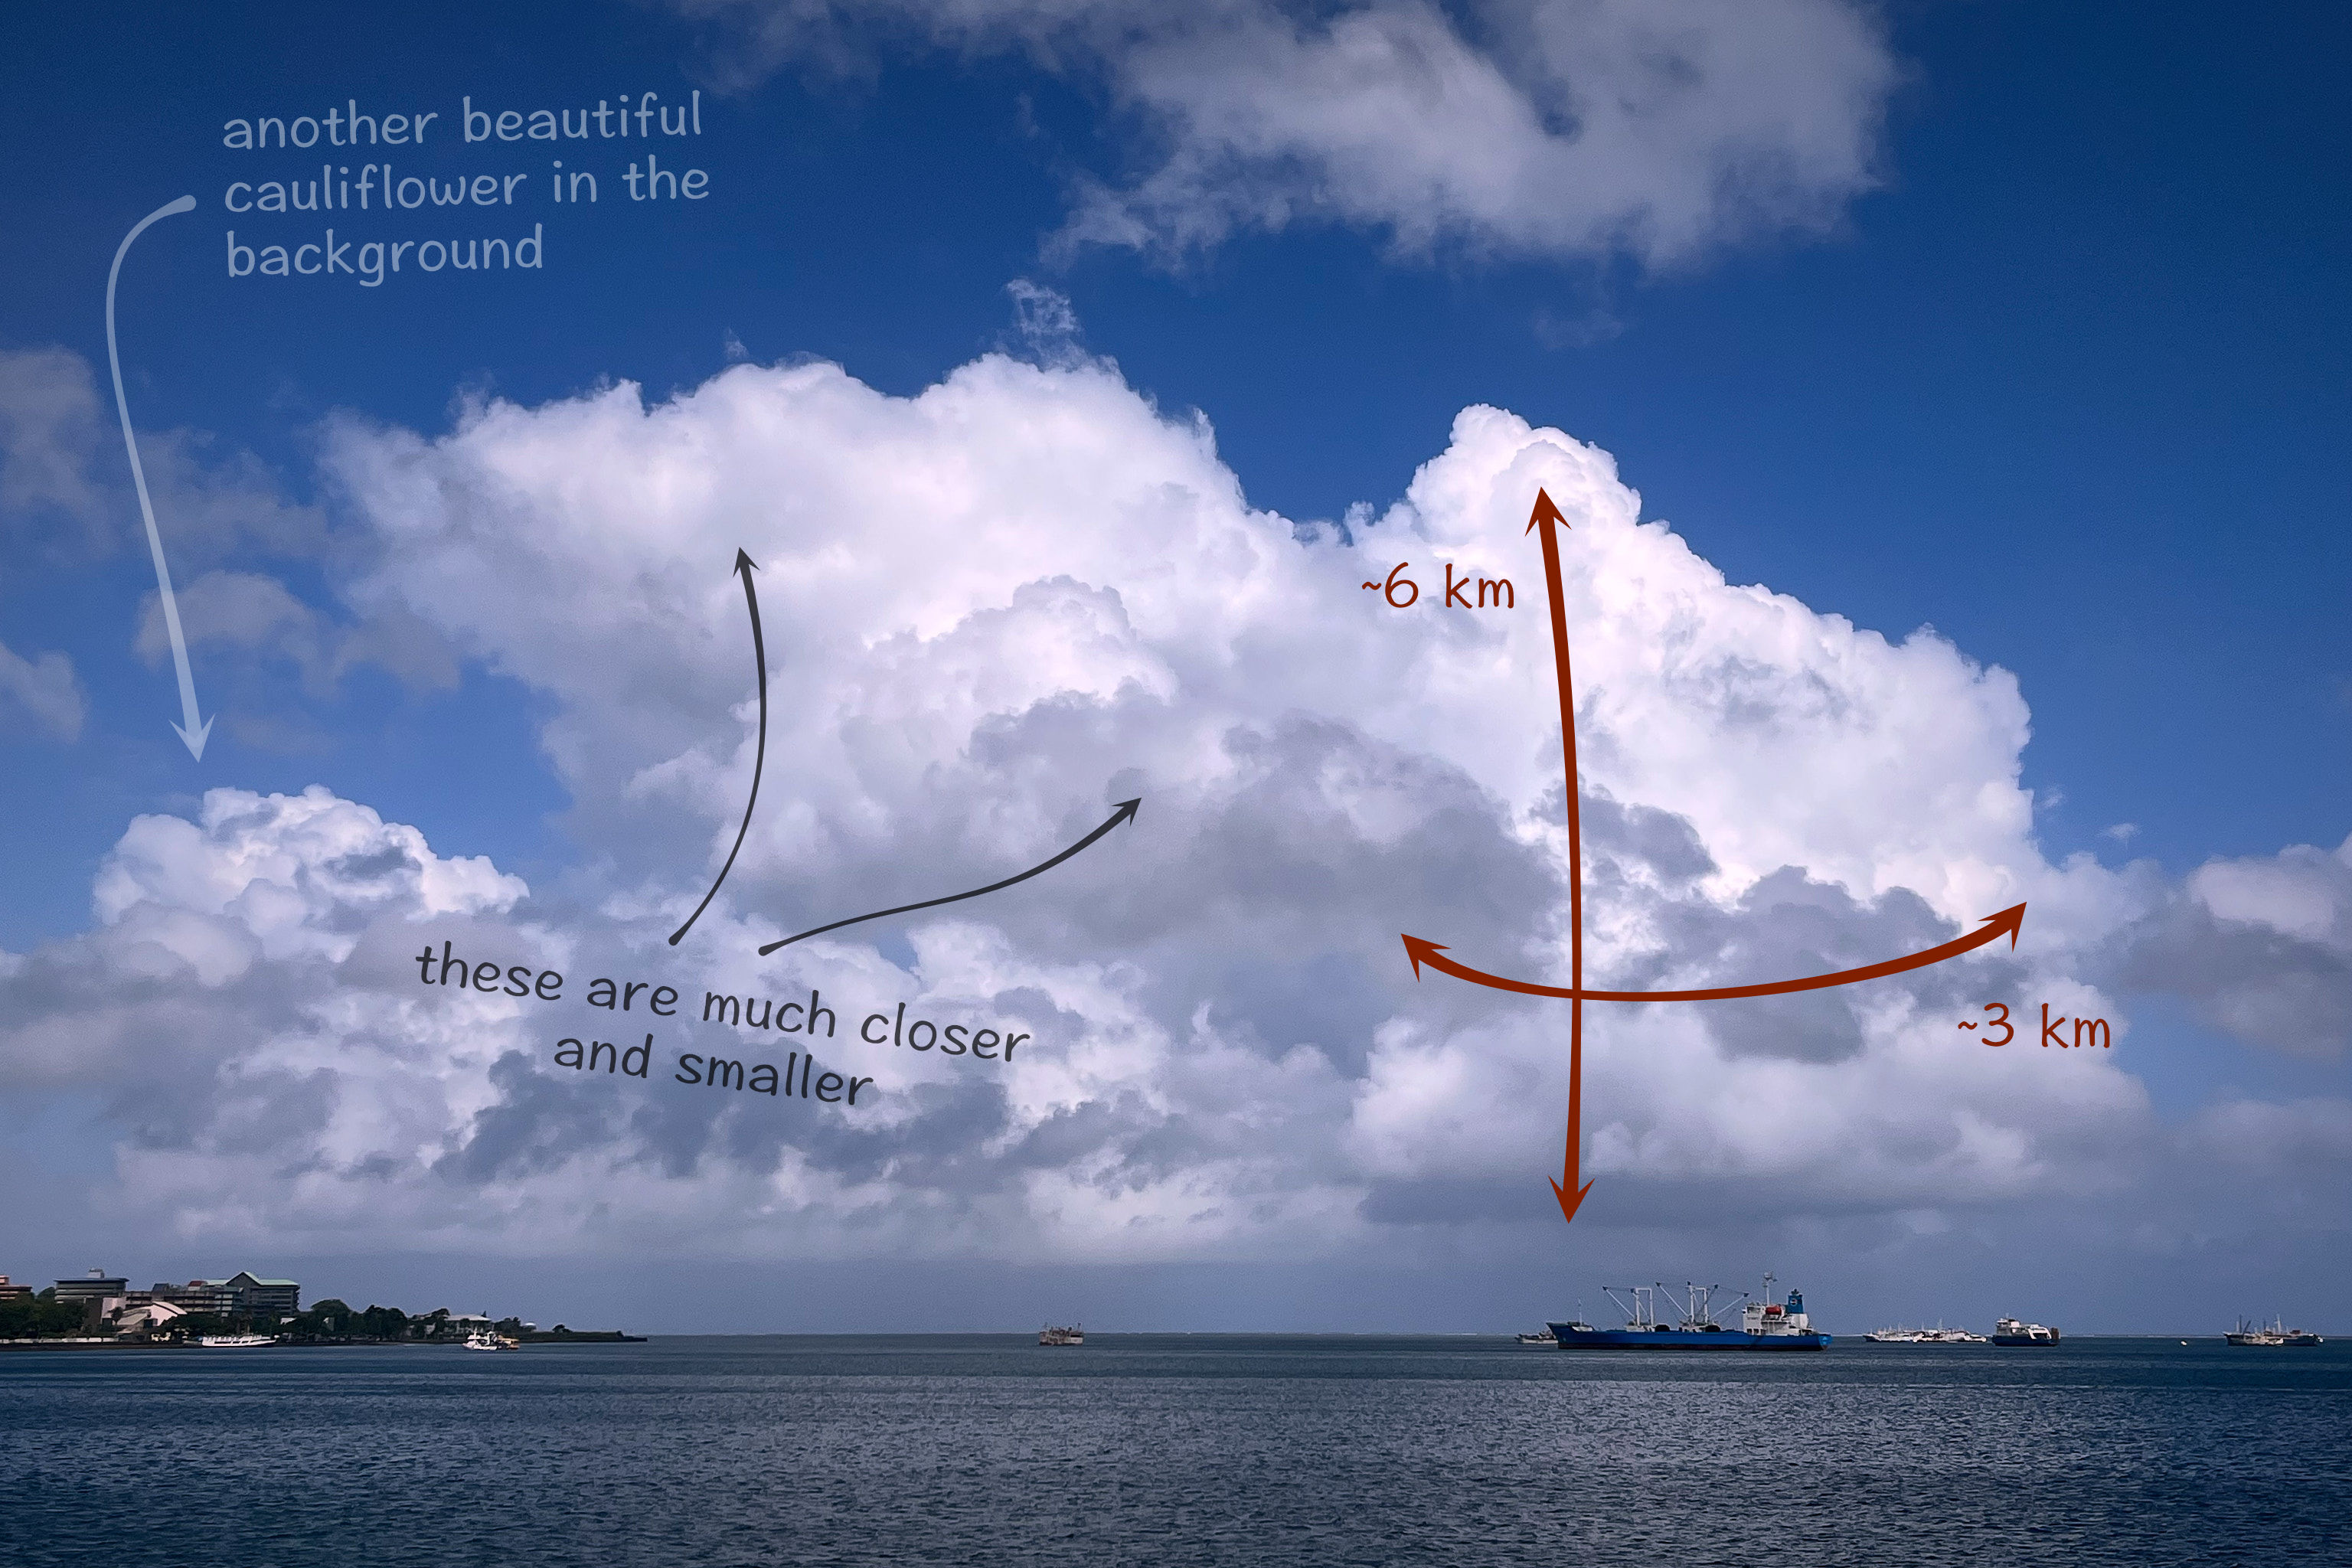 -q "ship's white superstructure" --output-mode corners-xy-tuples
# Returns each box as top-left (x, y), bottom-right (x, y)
(1738, 1275), (1816, 1339)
